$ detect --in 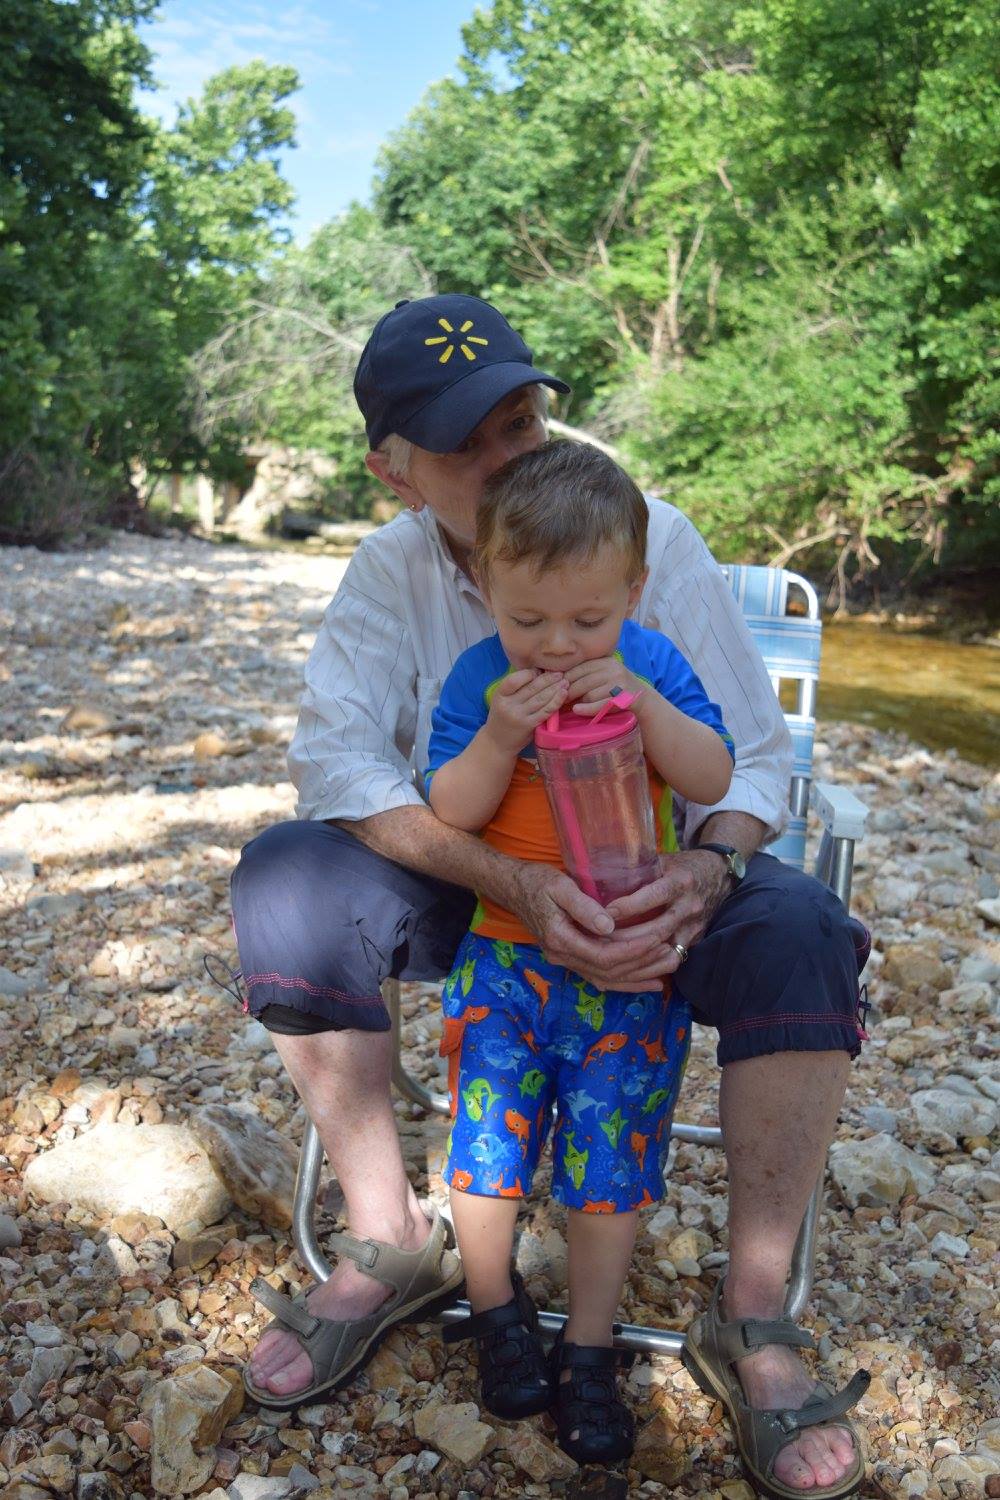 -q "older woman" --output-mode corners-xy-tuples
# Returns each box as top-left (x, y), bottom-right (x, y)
(233, 293), (869, 1497)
